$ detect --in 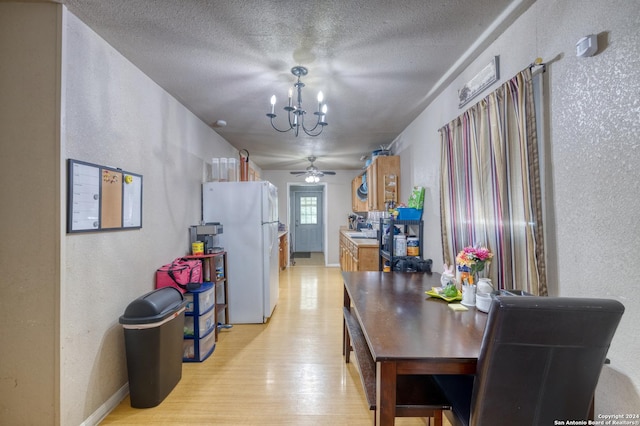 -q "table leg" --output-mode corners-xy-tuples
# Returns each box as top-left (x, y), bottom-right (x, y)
(343, 317), (351, 362)
(376, 361), (397, 426)
(343, 285), (351, 359)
